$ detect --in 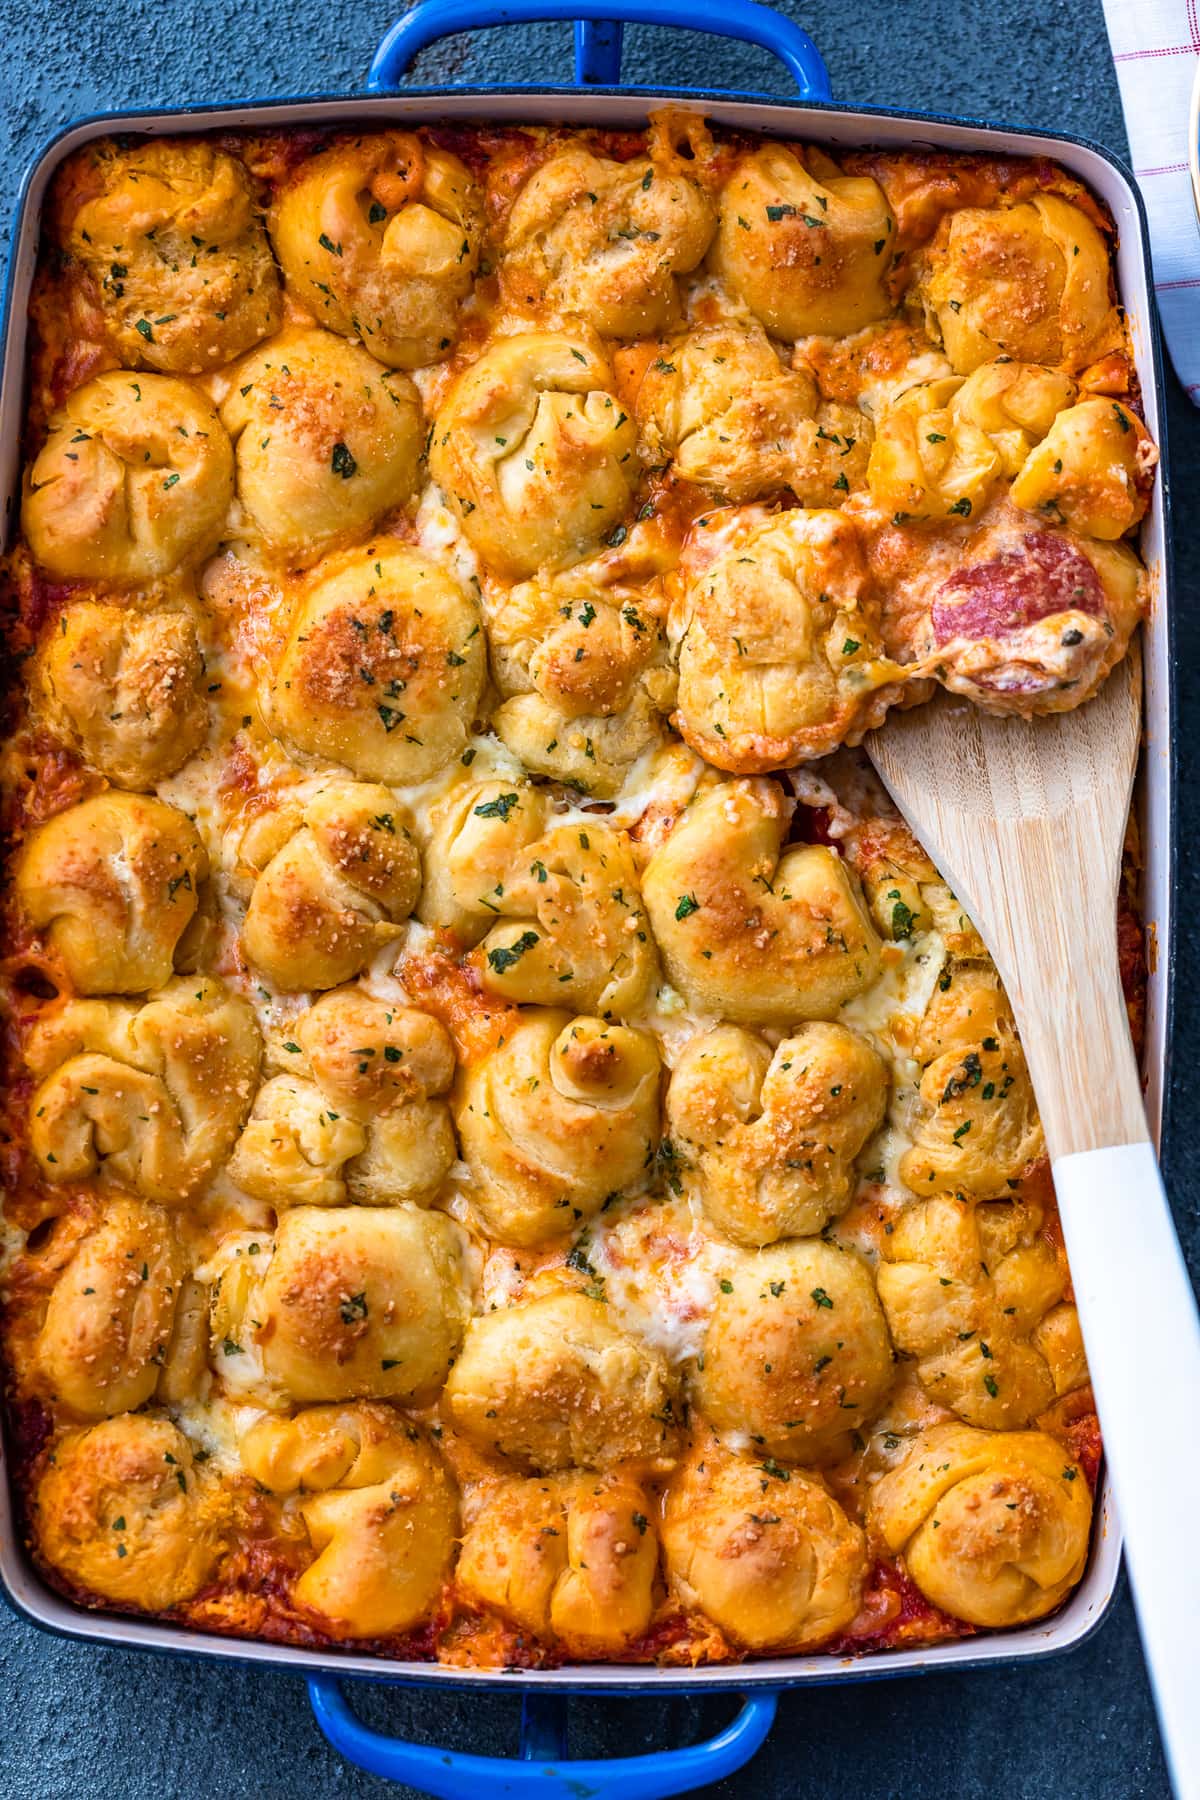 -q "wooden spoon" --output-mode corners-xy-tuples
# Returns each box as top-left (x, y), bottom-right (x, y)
(866, 647), (1200, 1796)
